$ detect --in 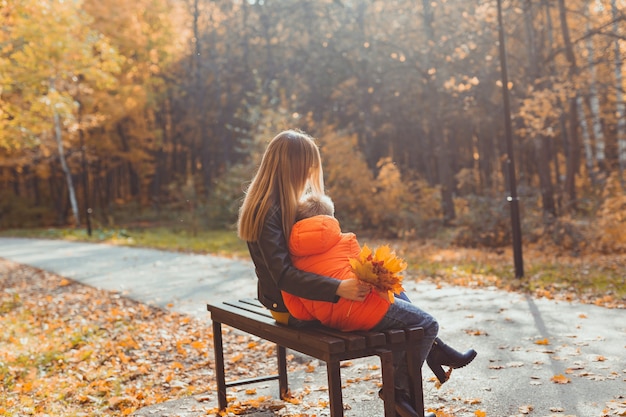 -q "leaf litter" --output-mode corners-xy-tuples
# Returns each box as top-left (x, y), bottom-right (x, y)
(0, 260), (283, 416)
(2, 256), (624, 417)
